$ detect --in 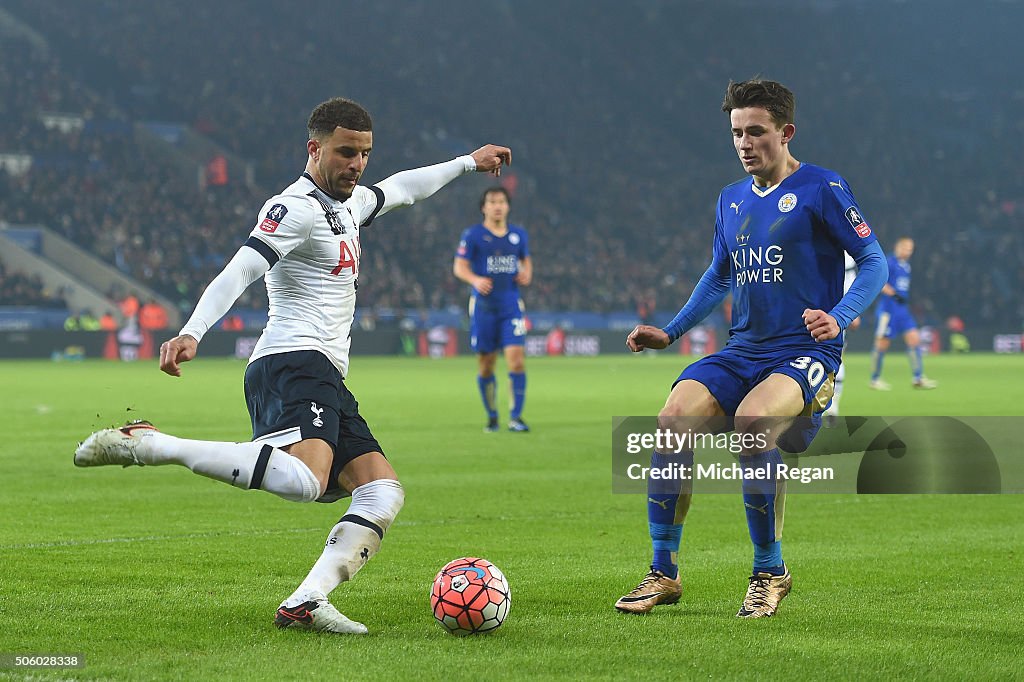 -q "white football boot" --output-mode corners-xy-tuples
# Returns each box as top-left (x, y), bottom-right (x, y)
(275, 592), (368, 634)
(74, 420), (157, 467)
